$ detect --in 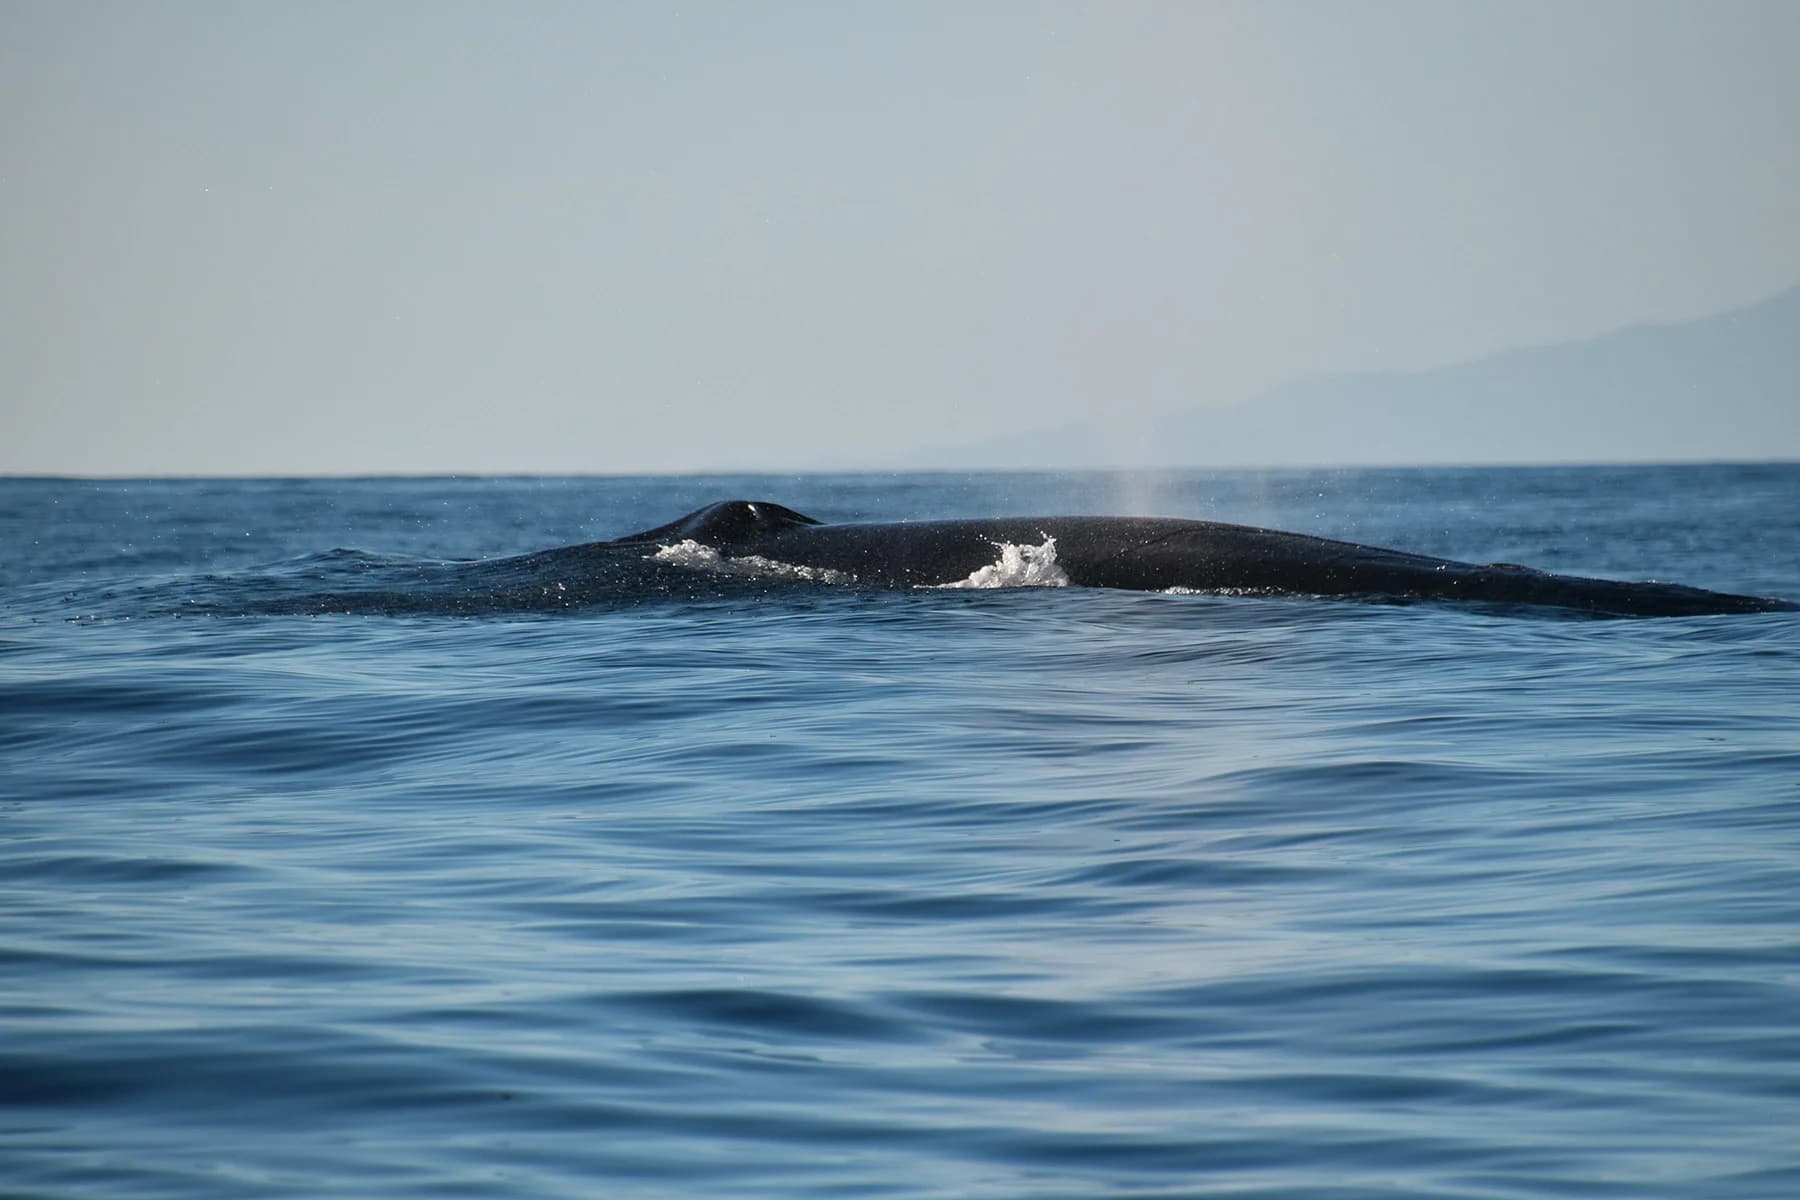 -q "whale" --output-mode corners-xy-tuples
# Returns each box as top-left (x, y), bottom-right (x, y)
(579, 500), (1795, 617)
